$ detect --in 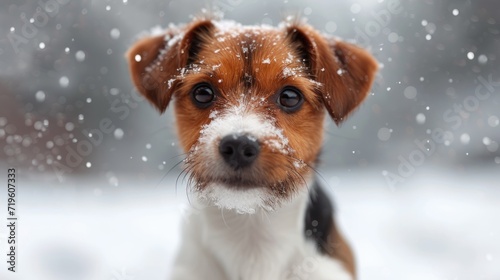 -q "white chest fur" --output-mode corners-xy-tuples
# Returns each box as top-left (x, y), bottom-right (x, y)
(170, 188), (353, 280)
(200, 189), (309, 280)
